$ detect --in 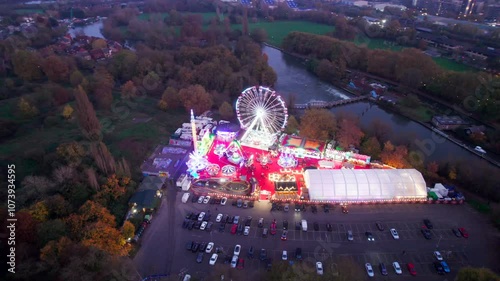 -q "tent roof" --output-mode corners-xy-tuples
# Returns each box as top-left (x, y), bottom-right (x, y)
(139, 176), (166, 190)
(304, 169), (427, 202)
(129, 190), (159, 209)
